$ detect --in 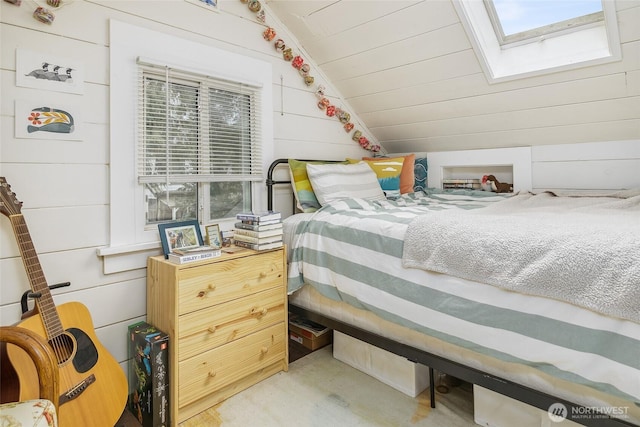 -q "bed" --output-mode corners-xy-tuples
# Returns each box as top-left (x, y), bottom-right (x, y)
(266, 157), (640, 427)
